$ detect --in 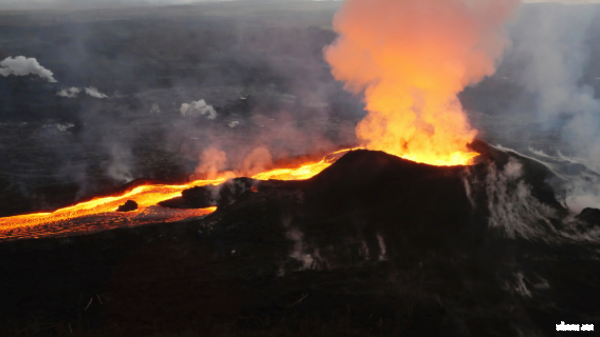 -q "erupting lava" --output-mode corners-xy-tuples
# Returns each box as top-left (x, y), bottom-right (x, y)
(325, 0), (519, 166)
